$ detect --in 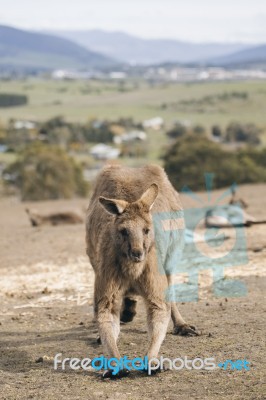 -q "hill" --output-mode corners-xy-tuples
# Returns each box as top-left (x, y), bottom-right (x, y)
(209, 44), (266, 67)
(48, 29), (249, 65)
(0, 25), (116, 71)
